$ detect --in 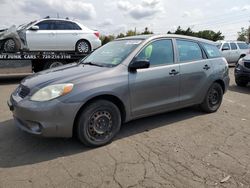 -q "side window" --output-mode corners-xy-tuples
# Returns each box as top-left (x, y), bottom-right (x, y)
(35, 21), (51, 30)
(71, 22), (81, 30)
(222, 43), (230, 50)
(230, 43), (237, 50)
(202, 43), (222, 58)
(136, 39), (174, 67)
(176, 40), (203, 62)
